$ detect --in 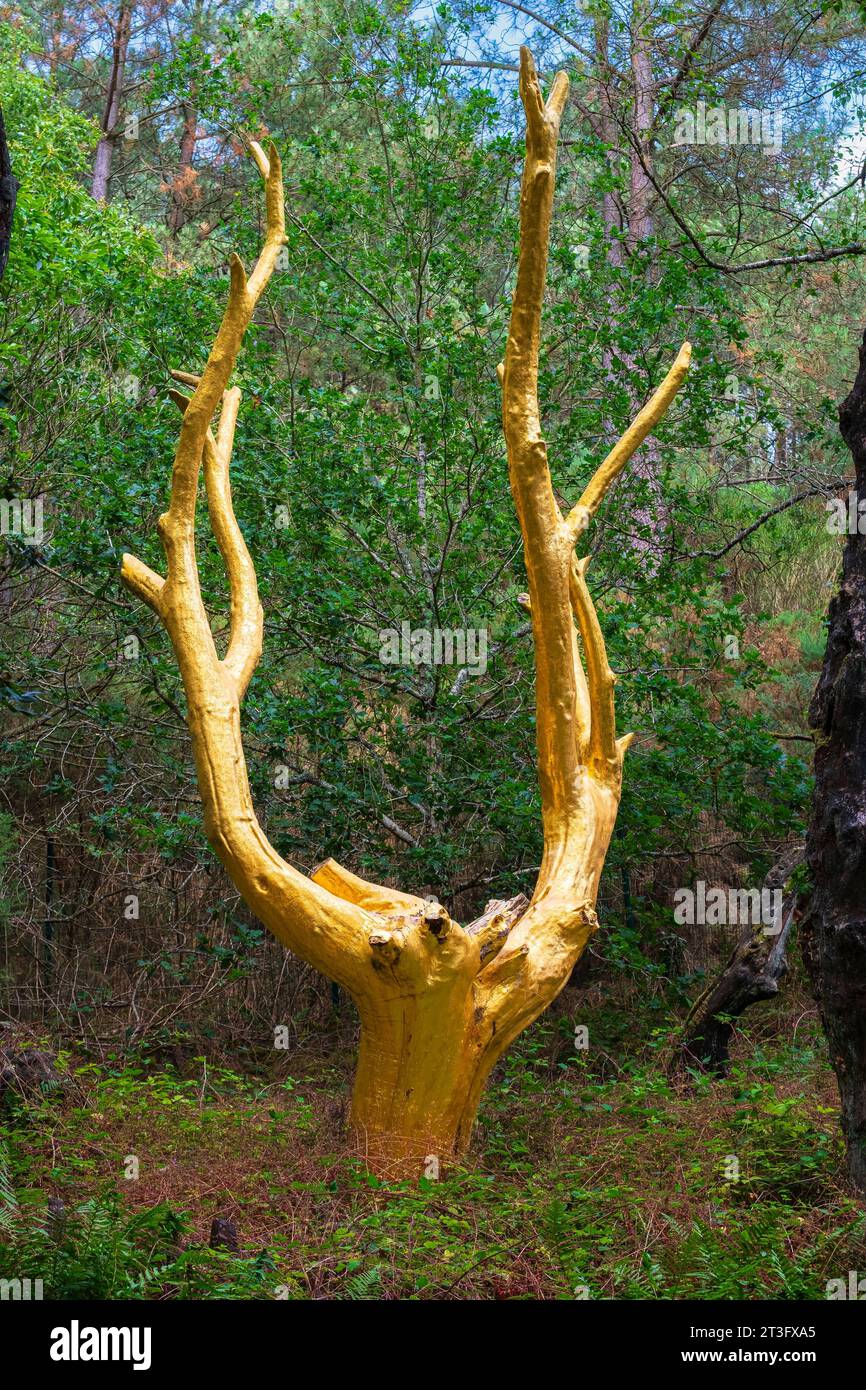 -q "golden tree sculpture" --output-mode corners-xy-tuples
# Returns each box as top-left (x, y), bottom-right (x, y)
(122, 50), (690, 1178)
